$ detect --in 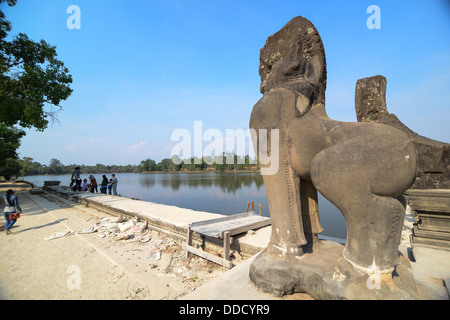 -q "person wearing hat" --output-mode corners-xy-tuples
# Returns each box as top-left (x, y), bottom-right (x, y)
(2, 189), (22, 235)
